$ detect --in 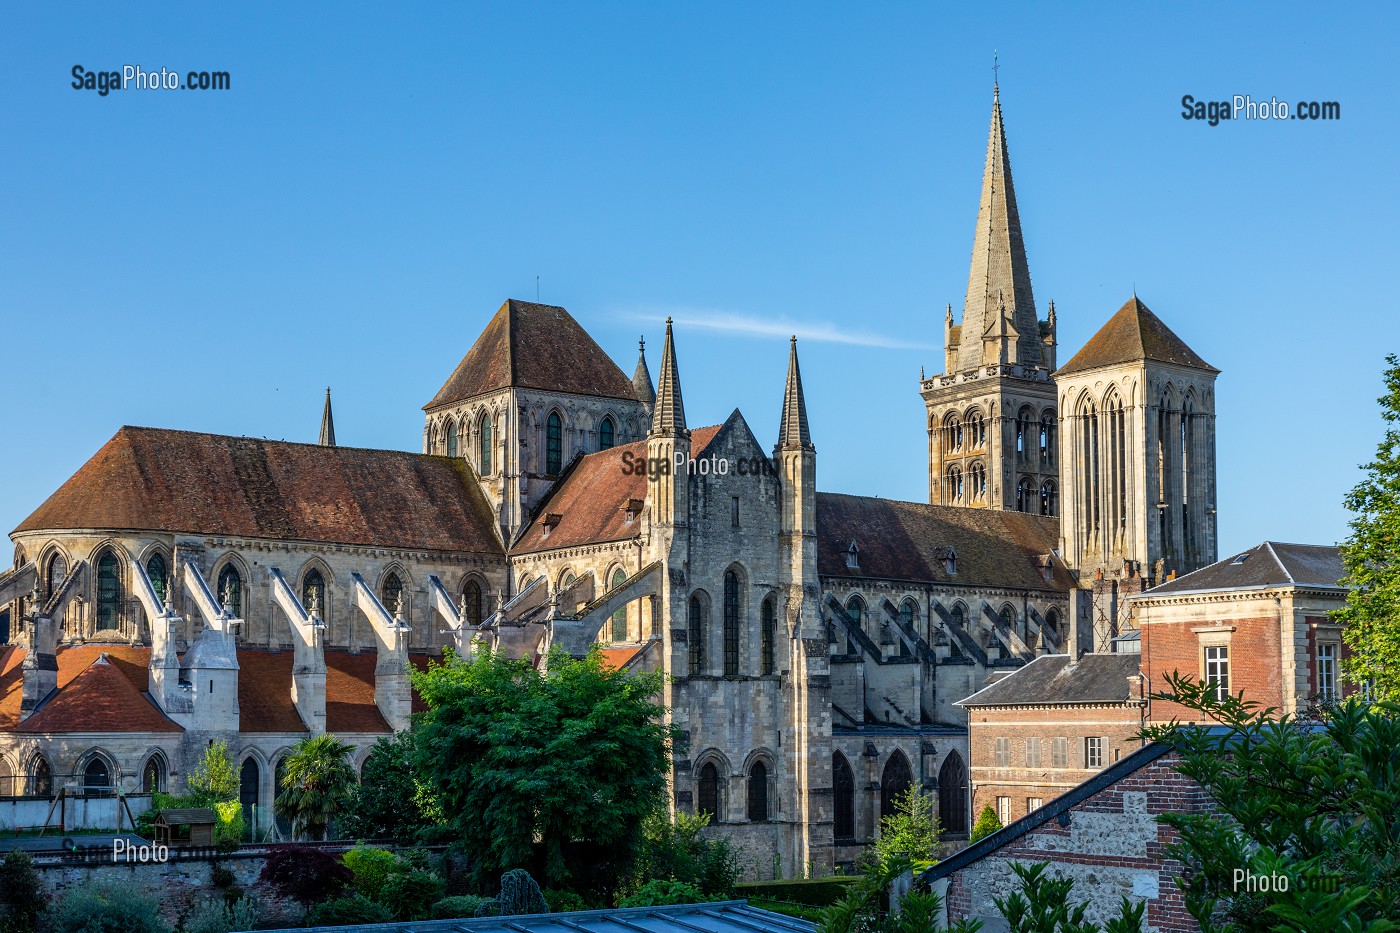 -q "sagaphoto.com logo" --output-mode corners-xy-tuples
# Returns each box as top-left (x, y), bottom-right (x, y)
(1181, 94), (1339, 126)
(71, 64), (231, 97)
